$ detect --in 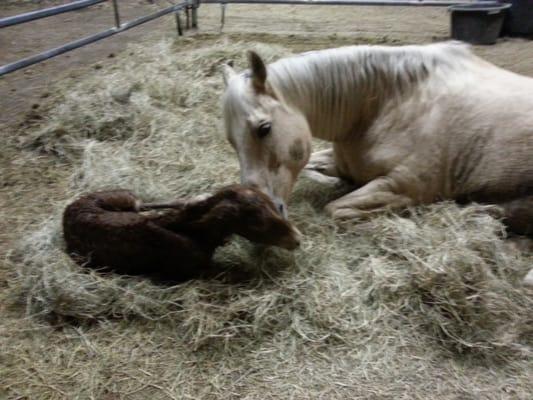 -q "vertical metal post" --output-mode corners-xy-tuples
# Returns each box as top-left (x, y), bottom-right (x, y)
(175, 11), (183, 36)
(191, 1), (198, 29)
(185, 5), (190, 30)
(220, 2), (226, 31)
(111, 0), (121, 28)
